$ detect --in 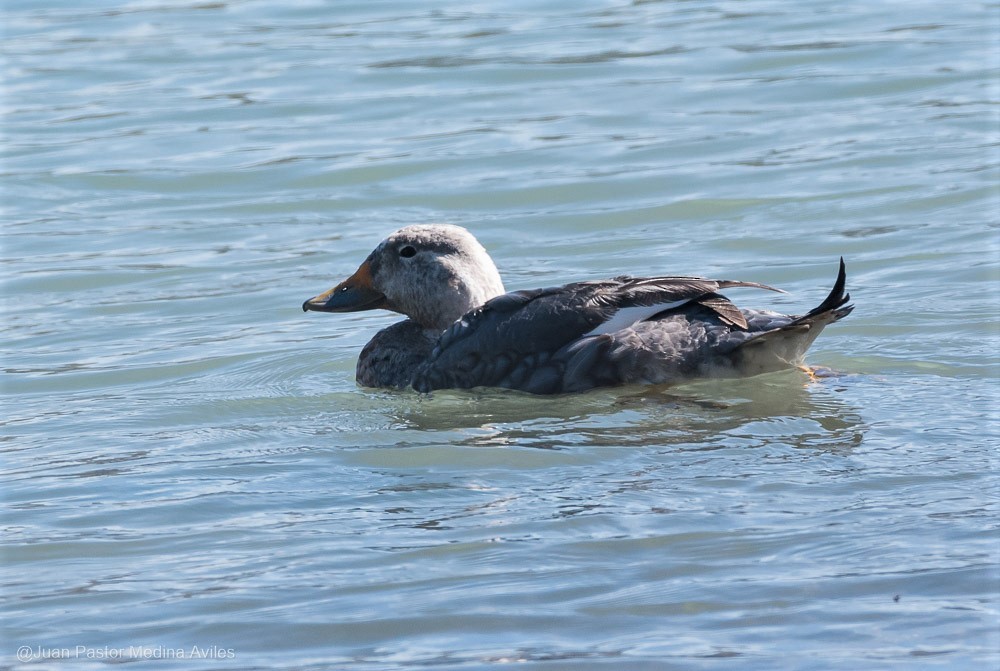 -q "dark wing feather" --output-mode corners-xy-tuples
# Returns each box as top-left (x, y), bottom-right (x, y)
(412, 283), (610, 392)
(412, 276), (779, 392)
(608, 277), (782, 331)
(695, 294), (749, 329)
